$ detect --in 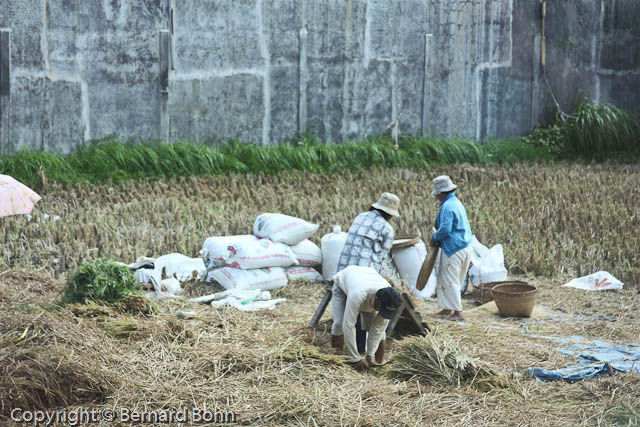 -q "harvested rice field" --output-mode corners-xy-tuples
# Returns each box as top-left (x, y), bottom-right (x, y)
(1, 163), (639, 426)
